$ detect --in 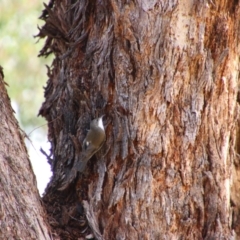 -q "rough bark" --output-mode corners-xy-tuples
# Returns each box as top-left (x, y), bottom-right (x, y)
(0, 67), (53, 239)
(38, 0), (240, 239)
